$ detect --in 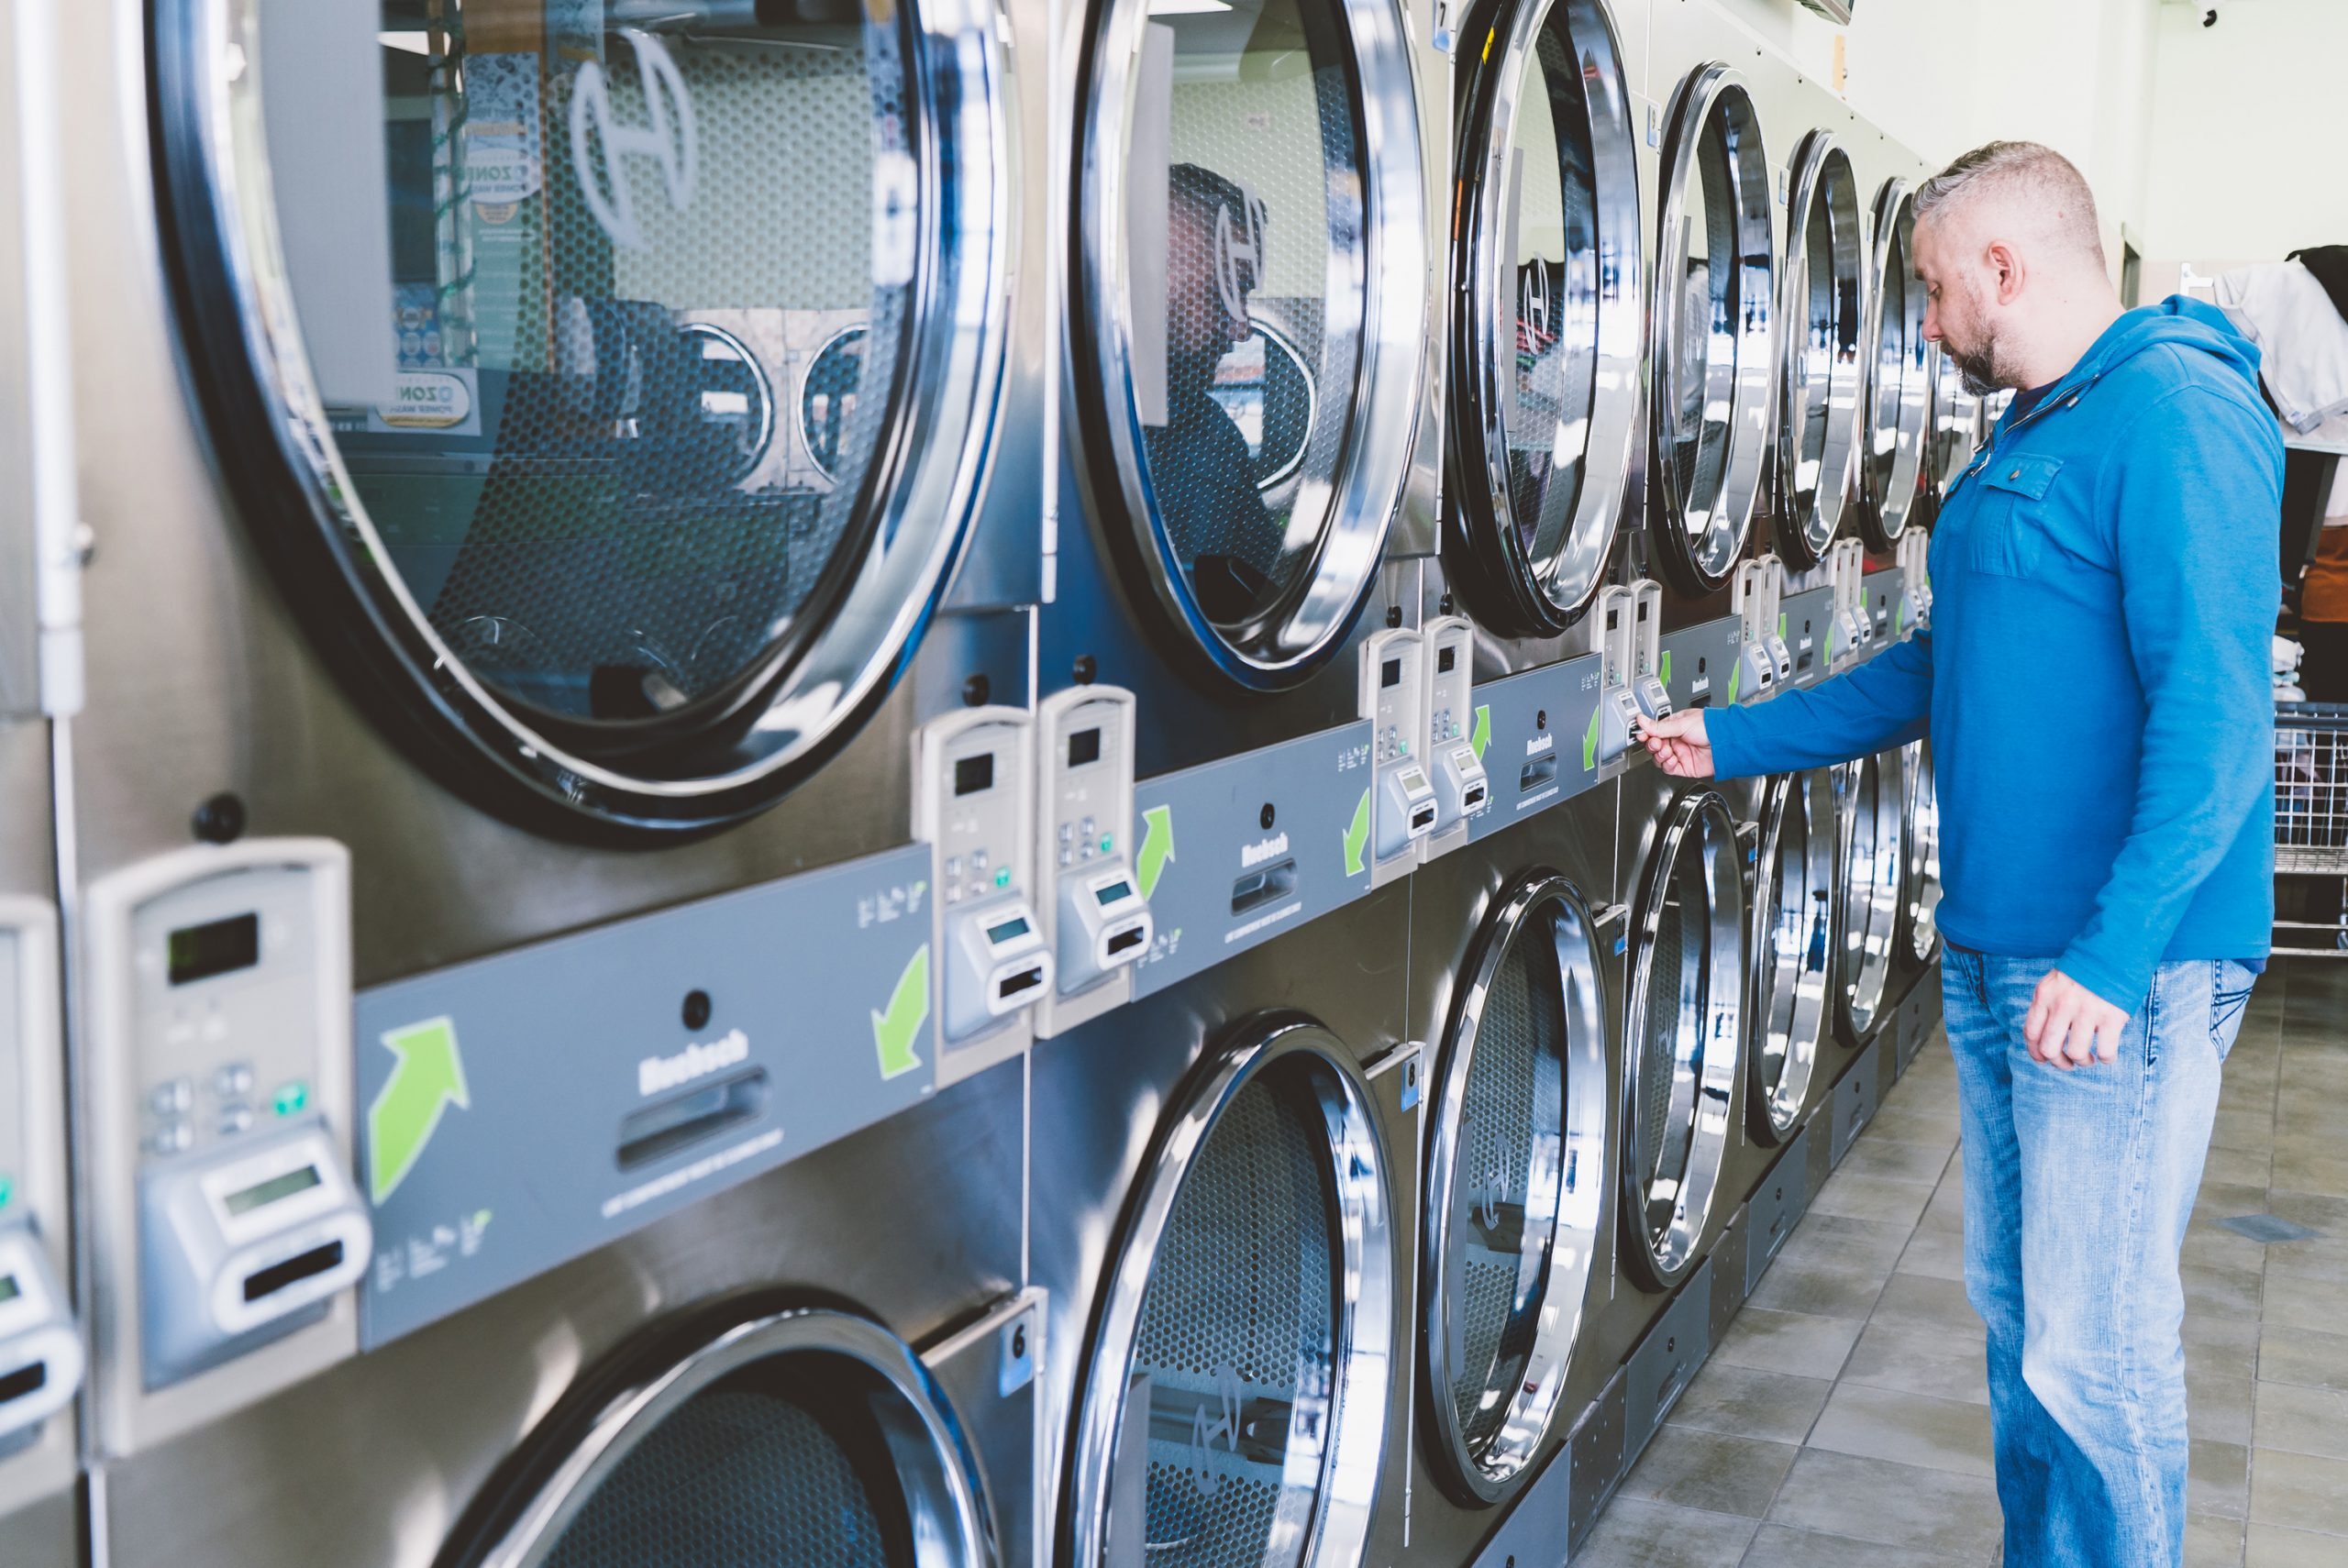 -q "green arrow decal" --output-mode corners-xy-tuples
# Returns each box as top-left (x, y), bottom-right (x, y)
(1469, 704), (1490, 761)
(1897, 604), (1907, 636)
(1727, 658), (1742, 704)
(1778, 611), (1789, 640)
(872, 944), (930, 1081)
(1343, 788), (1372, 877)
(369, 1017), (471, 1205)
(1136, 803), (1175, 900)
(1659, 649), (1672, 689)
(1583, 707), (1600, 770)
